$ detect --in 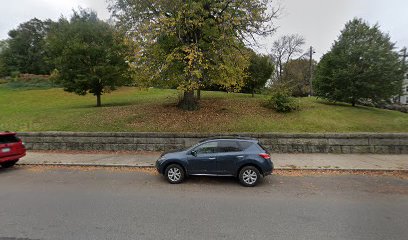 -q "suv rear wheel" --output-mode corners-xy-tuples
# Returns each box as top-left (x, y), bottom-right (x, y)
(165, 164), (185, 184)
(239, 166), (261, 187)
